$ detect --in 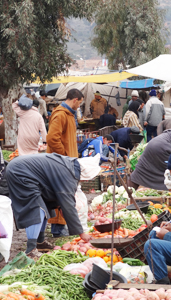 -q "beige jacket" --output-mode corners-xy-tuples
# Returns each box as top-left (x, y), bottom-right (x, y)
(12, 101), (47, 155)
